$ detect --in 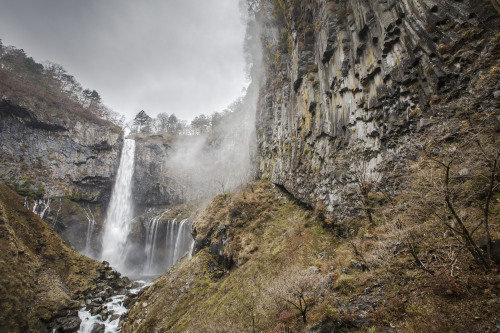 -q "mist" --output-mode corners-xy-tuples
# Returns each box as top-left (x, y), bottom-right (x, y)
(151, 2), (264, 201)
(0, 0), (248, 121)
